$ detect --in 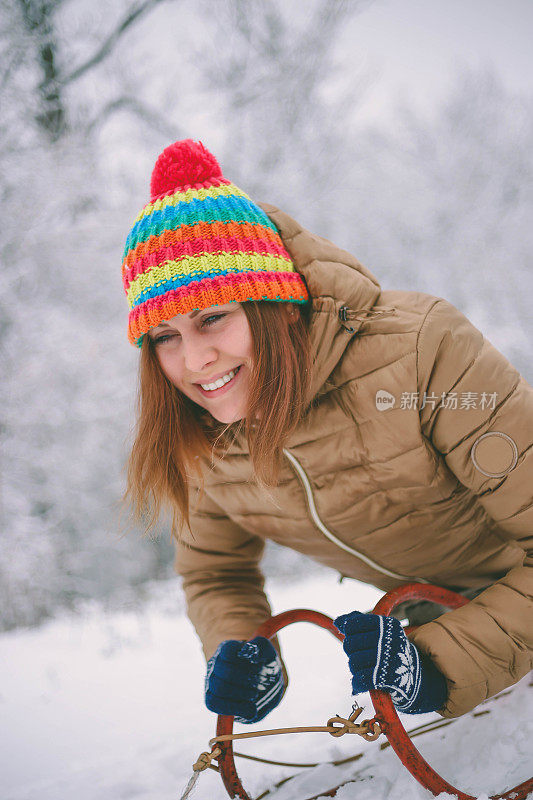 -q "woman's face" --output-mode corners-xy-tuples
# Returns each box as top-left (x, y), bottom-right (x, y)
(148, 302), (254, 424)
